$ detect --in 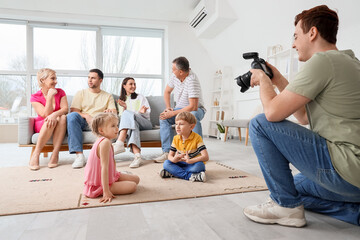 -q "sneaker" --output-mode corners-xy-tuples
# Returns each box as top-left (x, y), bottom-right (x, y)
(113, 142), (125, 155)
(154, 152), (168, 163)
(159, 169), (173, 178)
(129, 155), (143, 168)
(243, 198), (306, 227)
(72, 154), (86, 169)
(189, 171), (206, 182)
